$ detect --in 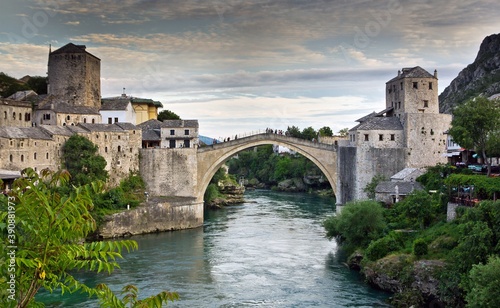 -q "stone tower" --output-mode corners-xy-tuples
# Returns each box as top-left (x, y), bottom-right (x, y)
(47, 43), (101, 108)
(385, 67), (451, 168)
